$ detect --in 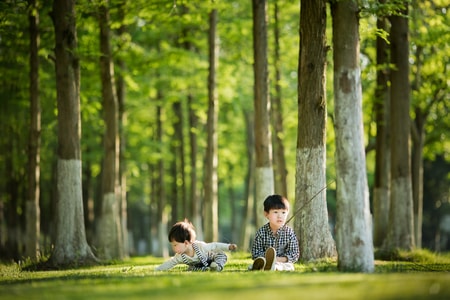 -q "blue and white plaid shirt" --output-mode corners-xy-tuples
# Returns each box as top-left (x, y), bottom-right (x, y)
(251, 223), (300, 263)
